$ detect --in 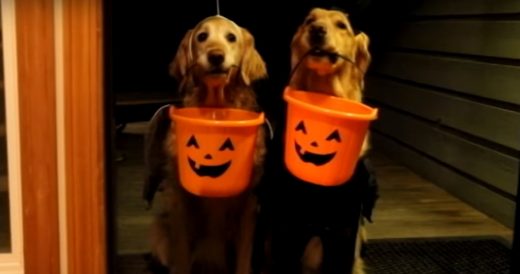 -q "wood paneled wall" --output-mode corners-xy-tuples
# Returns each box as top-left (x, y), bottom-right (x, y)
(366, 0), (520, 228)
